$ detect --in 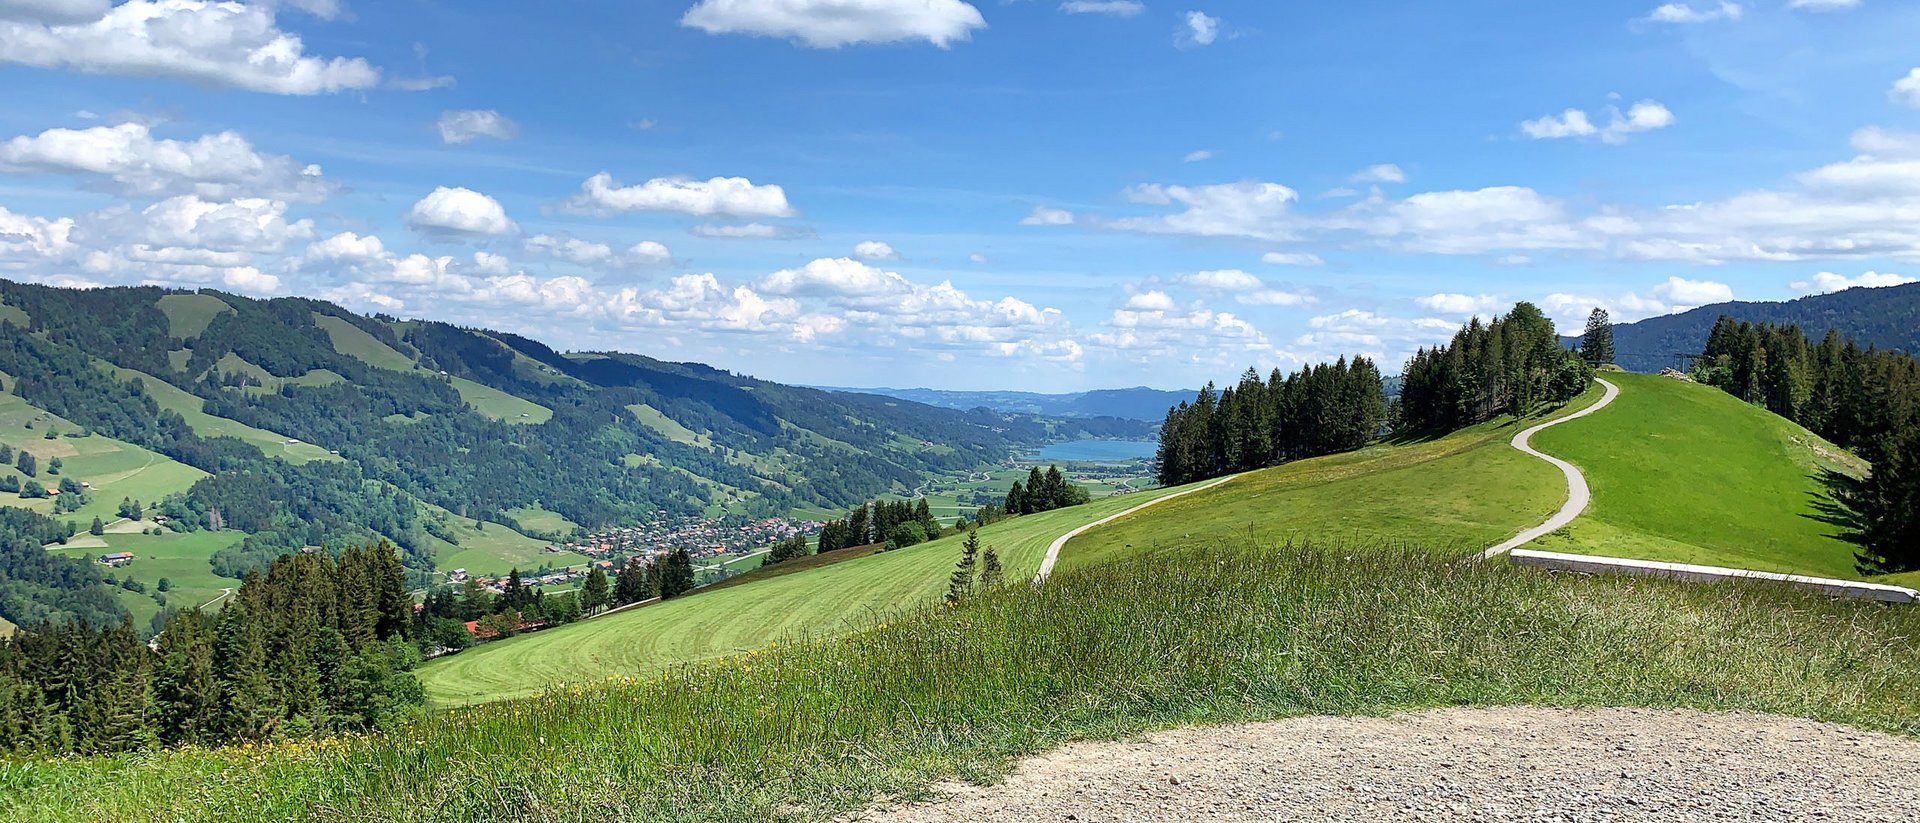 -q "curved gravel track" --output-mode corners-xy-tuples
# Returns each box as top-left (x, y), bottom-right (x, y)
(1032, 473), (1240, 583)
(855, 707), (1920, 822)
(1478, 377), (1620, 560)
